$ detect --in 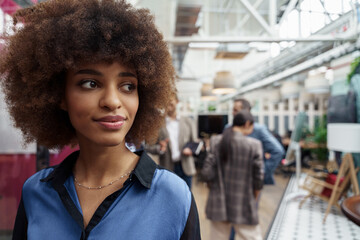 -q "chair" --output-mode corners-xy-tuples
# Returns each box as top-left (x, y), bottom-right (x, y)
(300, 153), (359, 222)
(300, 123), (360, 223)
